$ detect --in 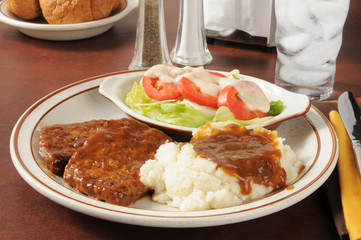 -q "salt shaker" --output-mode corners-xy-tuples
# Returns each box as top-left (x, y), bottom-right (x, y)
(170, 0), (212, 66)
(129, 0), (171, 70)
